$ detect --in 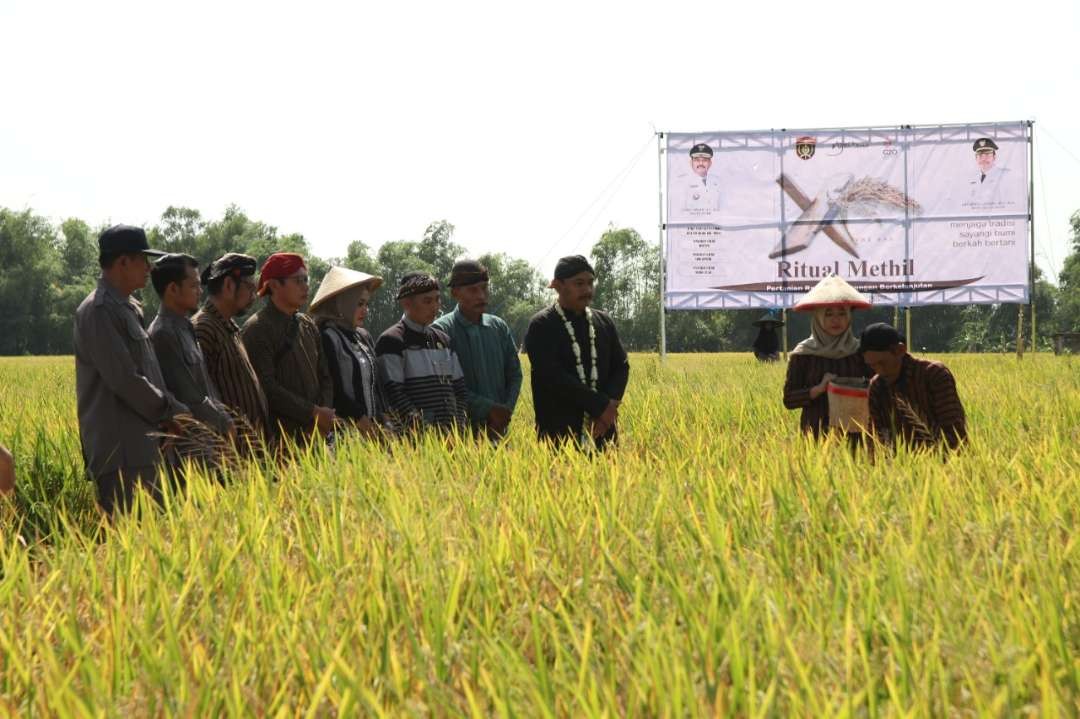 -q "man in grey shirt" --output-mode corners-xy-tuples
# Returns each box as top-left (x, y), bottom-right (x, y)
(74, 225), (189, 515)
(148, 253), (234, 437)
